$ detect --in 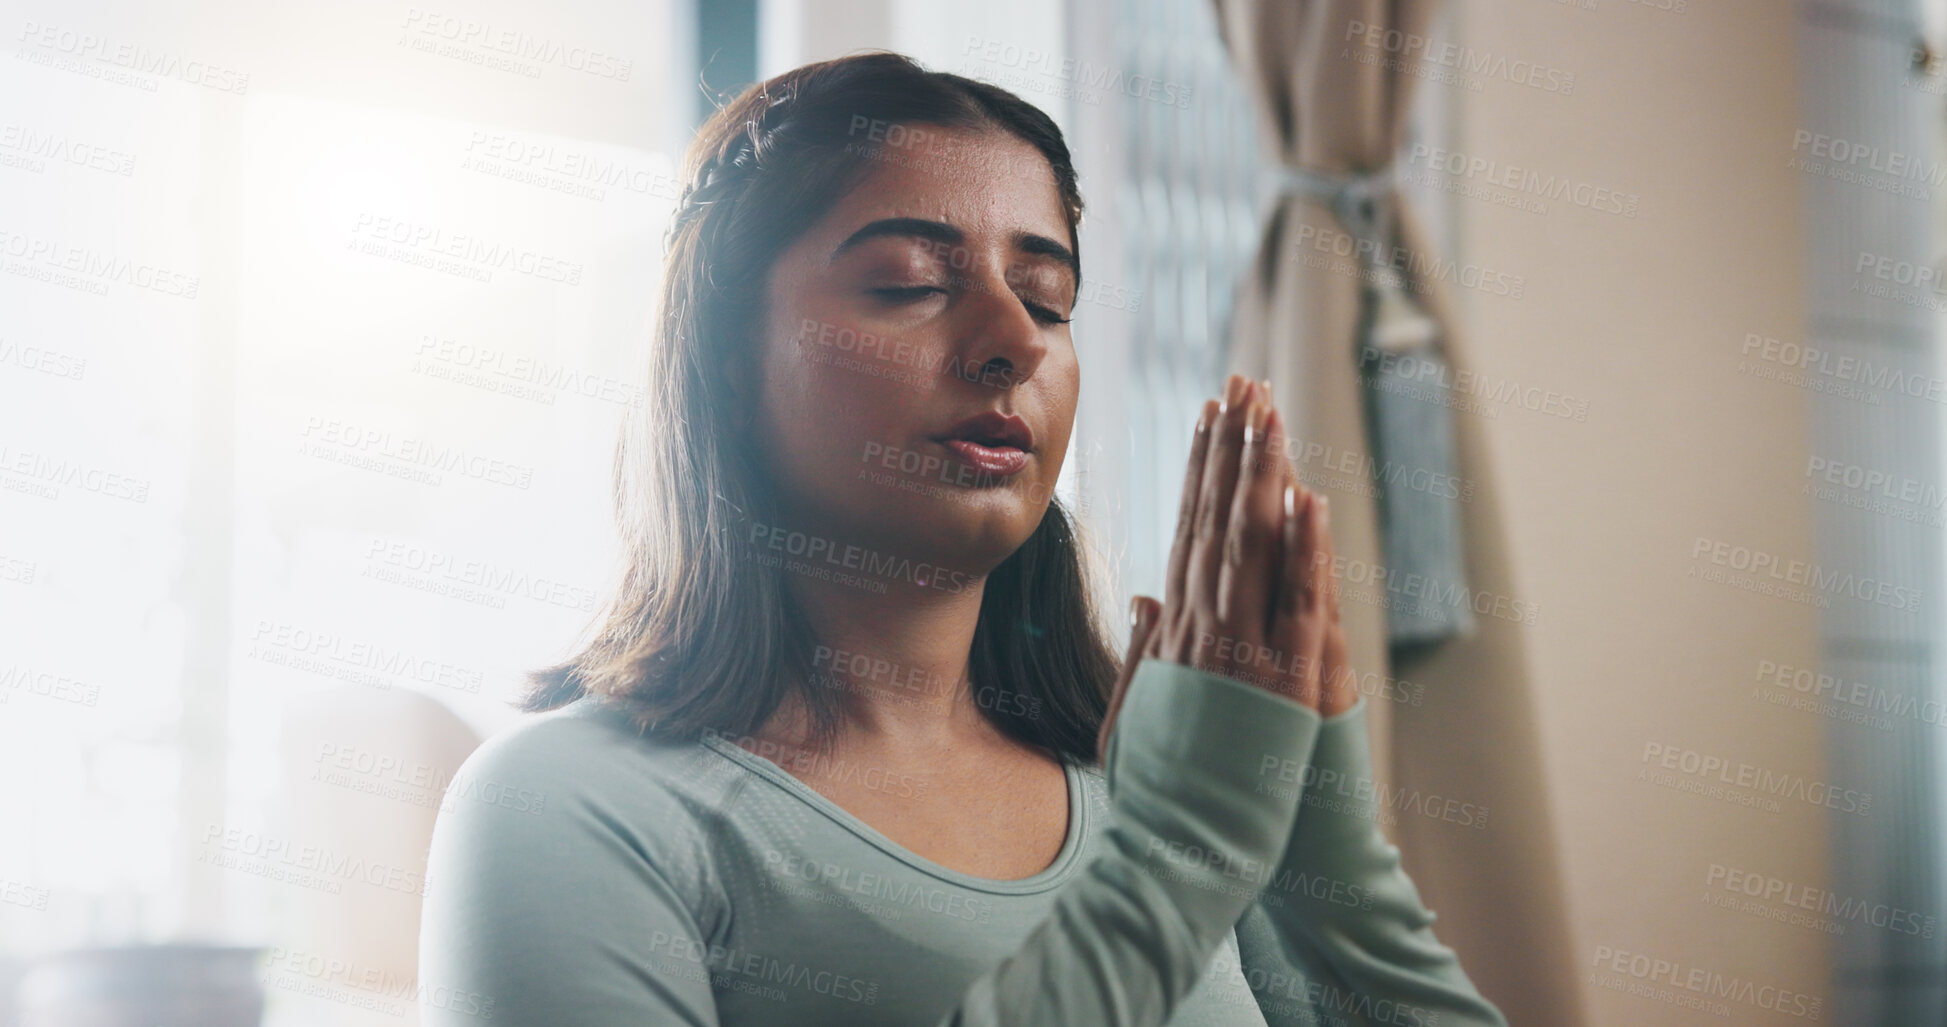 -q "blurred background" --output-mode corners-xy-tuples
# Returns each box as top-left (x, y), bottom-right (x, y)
(2, 0), (1944, 1023)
